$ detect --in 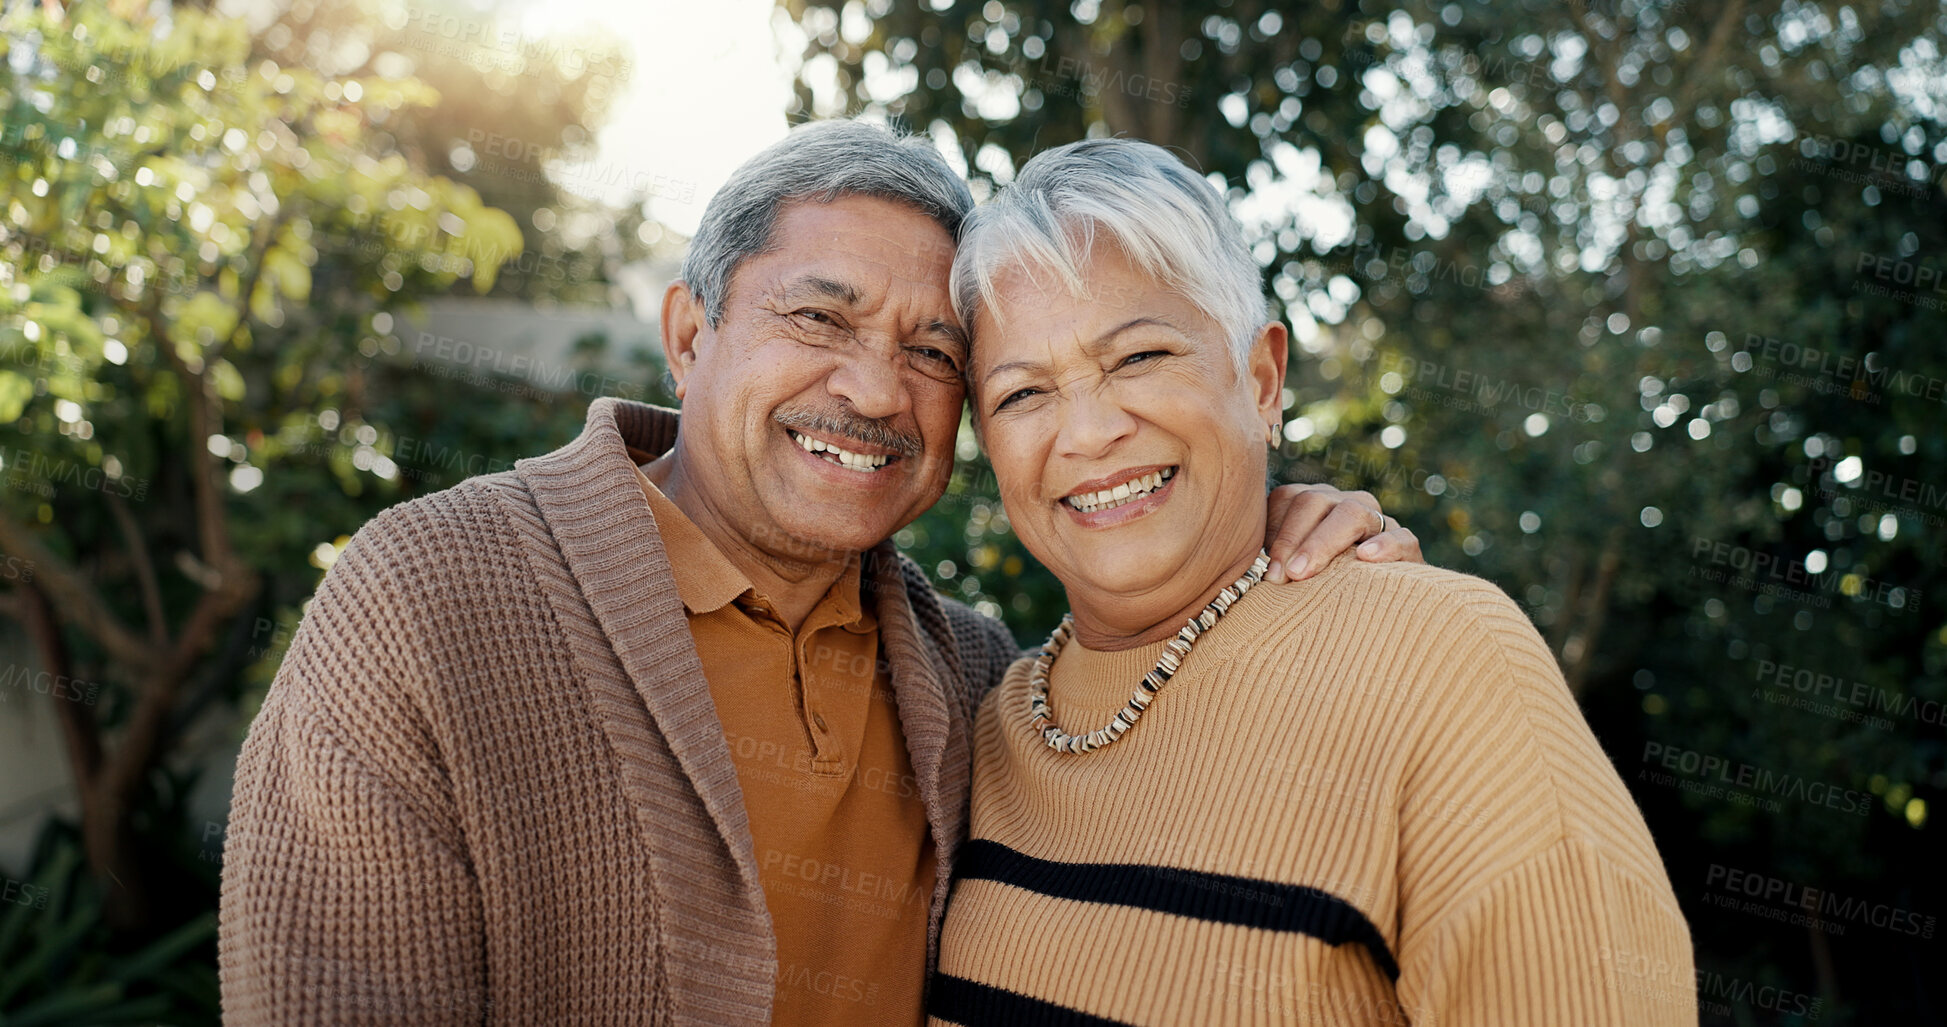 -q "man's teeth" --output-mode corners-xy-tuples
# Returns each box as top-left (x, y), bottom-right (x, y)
(1063, 468), (1176, 513)
(791, 430), (892, 472)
